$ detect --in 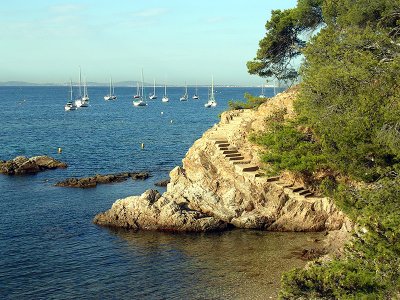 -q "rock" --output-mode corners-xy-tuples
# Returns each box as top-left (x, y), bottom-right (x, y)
(93, 190), (227, 232)
(0, 155), (67, 175)
(94, 88), (351, 236)
(56, 172), (149, 188)
(154, 179), (170, 187)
